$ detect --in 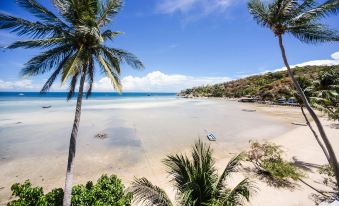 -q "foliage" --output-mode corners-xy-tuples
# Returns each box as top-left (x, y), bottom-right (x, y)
(178, 65), (339, 101)
(246, 141), (303, 187)
(308, 69), (339, 122)
(129, 140), (255, 206)
(7, 174), (132, 206)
